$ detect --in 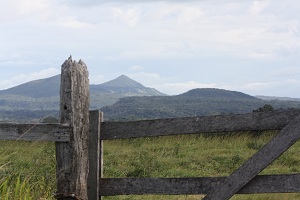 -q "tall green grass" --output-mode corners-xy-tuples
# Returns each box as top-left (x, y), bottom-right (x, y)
(103, 132), (300, 199)
(1, 131), (300, 199)
(0, 141), (56, 199)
